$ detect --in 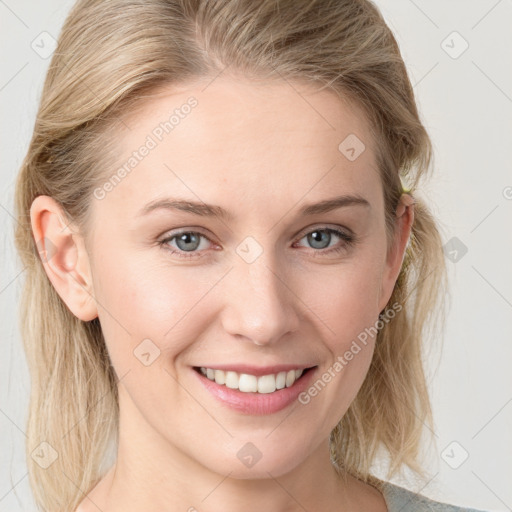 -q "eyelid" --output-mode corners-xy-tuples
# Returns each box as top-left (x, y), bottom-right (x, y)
(158, 223), (353, 244)
(159, 226), (214, 241)
(158, 224), (356, 259)
(158, 228), (216, 248)
(295, 223), (354, 239)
